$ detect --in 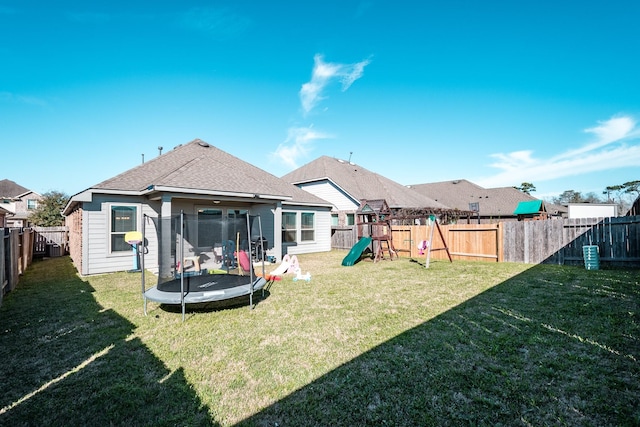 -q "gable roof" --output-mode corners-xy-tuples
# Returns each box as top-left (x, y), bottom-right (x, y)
(70, 139), (330, 207)
(357, 199), (391, 216)
(0, 179), (31, 199)
(513, 200), (545, 215)
(409, 179), (539, 217)
(282, 156), (448, 209)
